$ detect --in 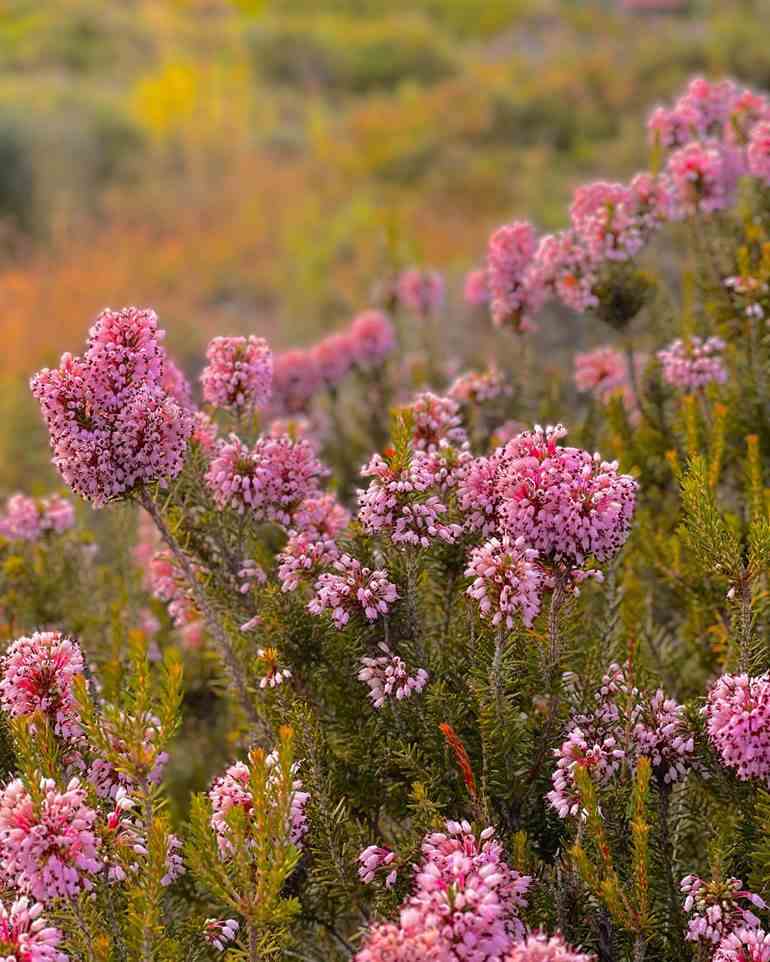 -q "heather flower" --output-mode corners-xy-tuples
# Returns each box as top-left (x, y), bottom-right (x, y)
(355, 821), (531, 962)
(0, 632), (84, 741)
(308, 554), (398, 628)
(570, 181), (645, 263)
(200, 335), (272, 414)
(747, 121), (770, 184)
(715, 929), (770, 961)
(505, 933), (595, 962)
(705, 674), (770, 782)
(349, 310), (397, 370)
(191, 410), (219, 452)
(84, 306), (166, 410)
(574, 347), (628, 402)
(466, 535), (543, 629)
(658, 335), (727, 391)
(681, 875), (766, 947)
(464, 268), (490, 306)
(255, 647), (292, 689)
(407, 392), (467, 451)
(0, 777), (102, 902)
(204, 918), (240, 953)
(456, 453), (501, 535)
(358, 844), (397, 886)
(312, 332), (357, 387)
(397, 269), (444, 316)
(358, 643), (428, 709)
(205, 434), (326, 526)
(487, 221), (546, 331)
(536, 231), (598, 314)
(161, 357), (193, 408)
(667, 140), (739, 215)
(292, 493), (350, 539)
(277, 531), (340, 592)
(495, 424), (637, 567)
(146, 550), (203, 647)
(271, 349), (322, 415)
(208, 753), (309, 855)
(0, 896), (67, 962)
(448, 365), (510, 405)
